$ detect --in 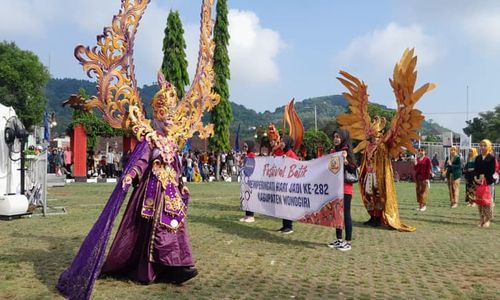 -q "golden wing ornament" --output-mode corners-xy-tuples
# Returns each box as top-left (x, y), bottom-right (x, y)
(102, 0), (218, 152)
(73, 0), (148, 129)
(283, 99), (304, 151)
(335, 70), (372, 153)
(383, 48), (436, 159)
(170, 0), (220, 147)
(62, 94), (98, 113)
